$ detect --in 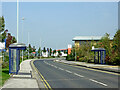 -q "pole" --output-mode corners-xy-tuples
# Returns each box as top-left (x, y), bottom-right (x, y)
(40, 38), (41, 59)
(28, 32), (29, 59)
(75, 51), (76, 61)
(74, 44), (76, 61)
(22, 17), (24, 62)
(17, 0), (19, 43)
